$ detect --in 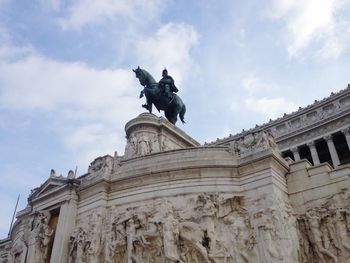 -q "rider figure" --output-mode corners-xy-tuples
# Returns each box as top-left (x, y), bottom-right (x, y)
(158, 68), (178, 101)
(141, 68), (178, 110)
